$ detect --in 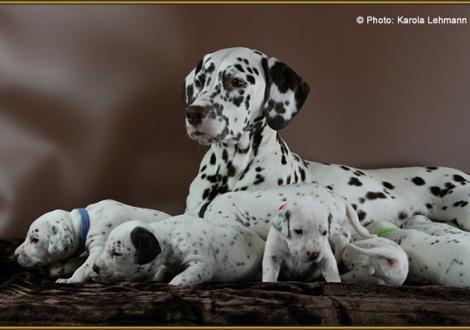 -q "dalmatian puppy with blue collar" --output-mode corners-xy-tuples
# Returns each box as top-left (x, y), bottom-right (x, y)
(14, 199), (170, 283)
(92, 215), (265, 285)
(183, 47), (470, 234)
(366, 215), (470, 288)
